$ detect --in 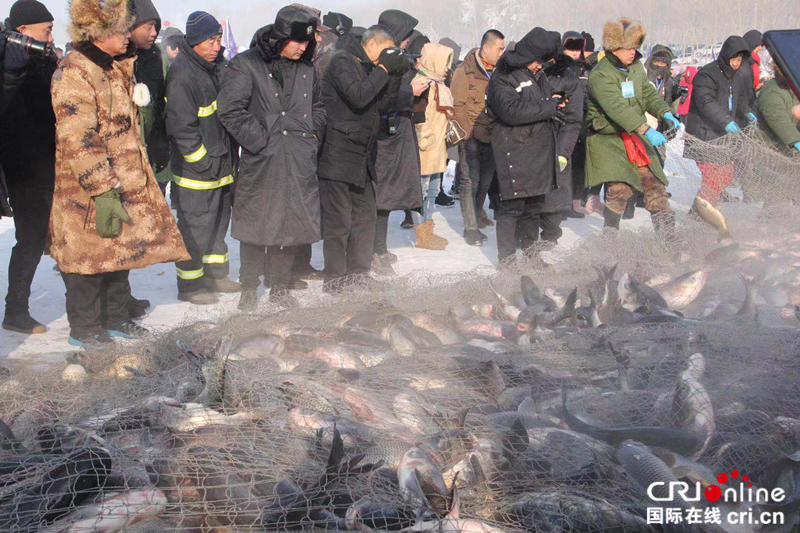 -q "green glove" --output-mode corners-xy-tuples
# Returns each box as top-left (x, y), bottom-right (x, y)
(94, 188), (130, 238)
